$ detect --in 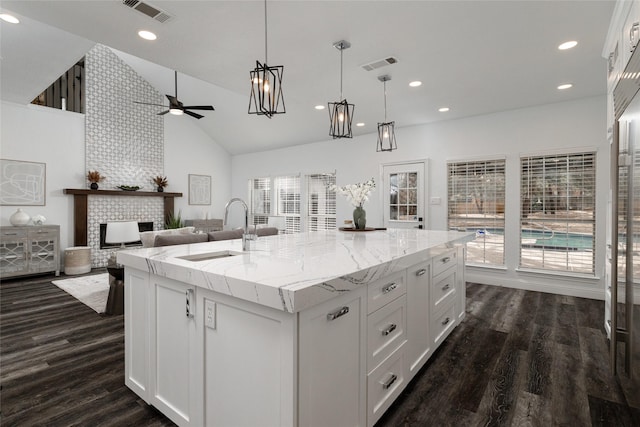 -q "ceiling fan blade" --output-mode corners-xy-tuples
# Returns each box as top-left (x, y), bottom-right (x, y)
(184, 110), (204, 119)
(182, 105), (215, 111)
(134, 101), (166, 107)
(157, 110), (170, 116)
